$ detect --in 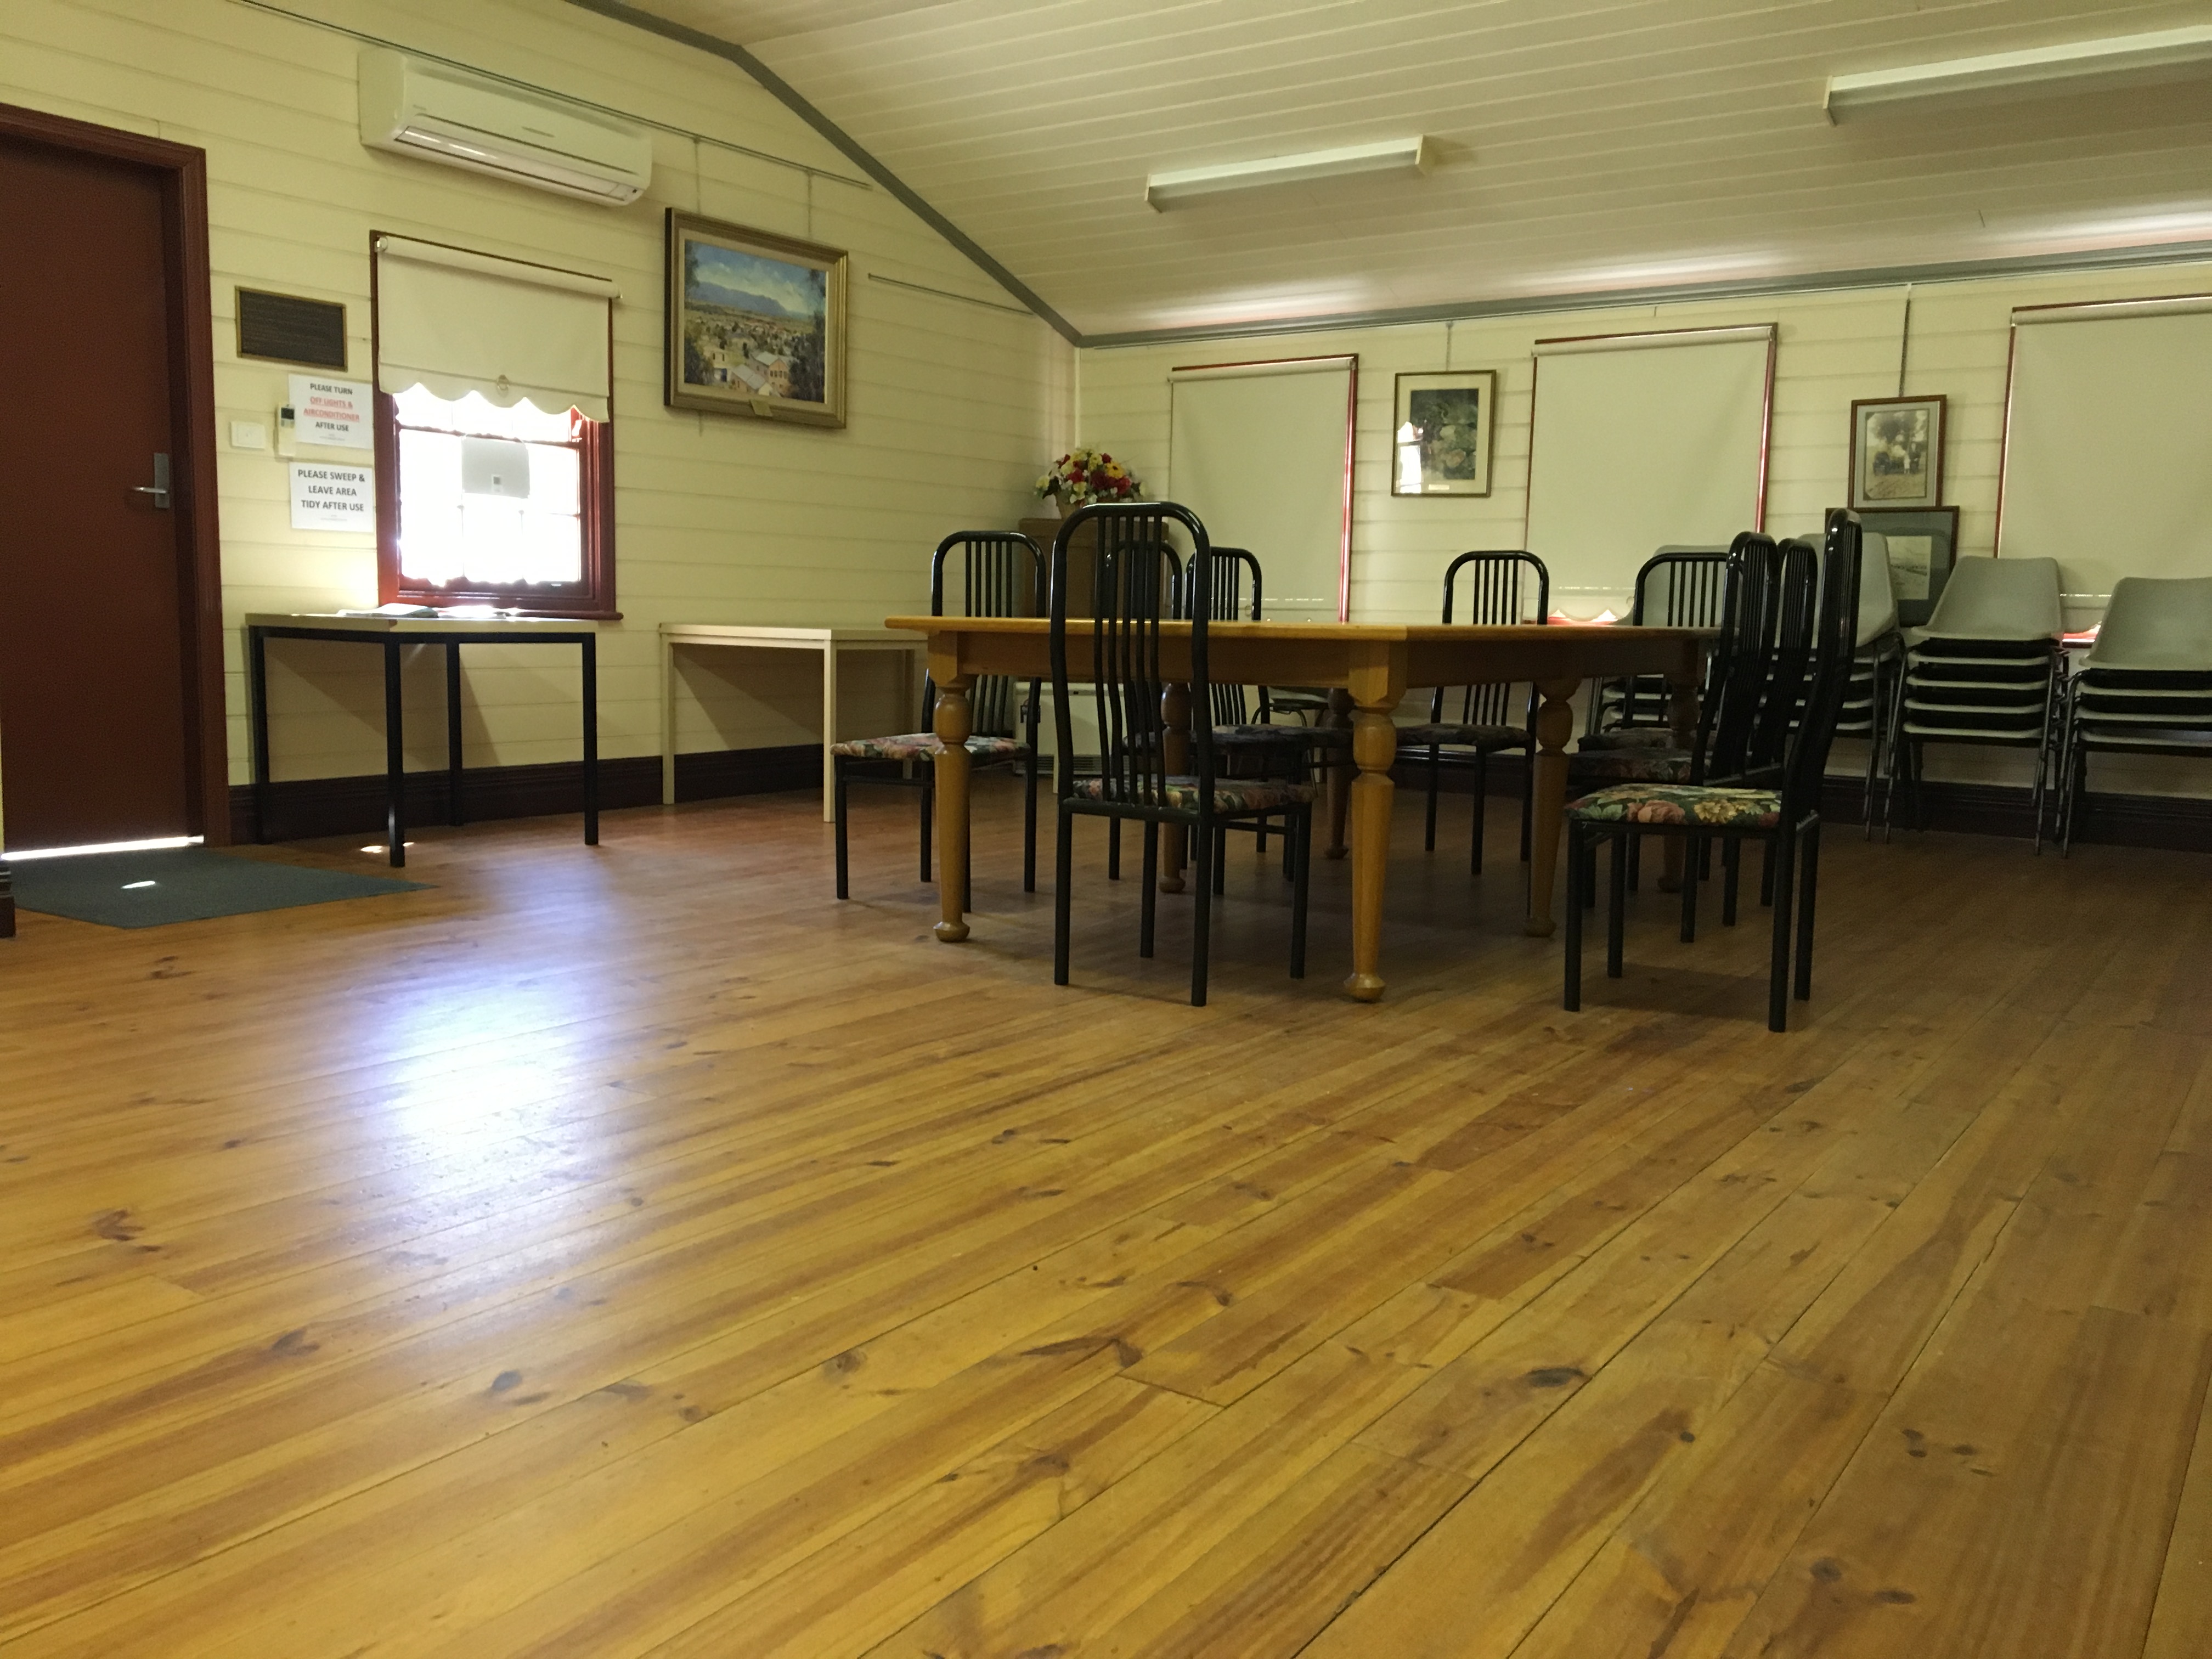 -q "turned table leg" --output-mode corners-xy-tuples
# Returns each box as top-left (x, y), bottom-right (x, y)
(1345, 701), (1398, 1002)
(1525, 676), (1581, 938)
(932, 678), (972, 943)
